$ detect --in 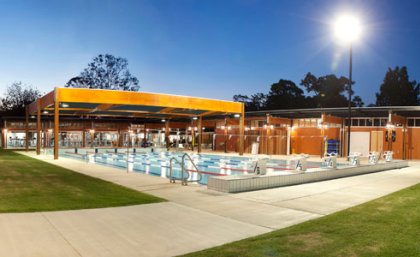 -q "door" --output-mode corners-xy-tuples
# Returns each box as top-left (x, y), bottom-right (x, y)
(350, 132), (370, 156)
(370, 131), (384, 153)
